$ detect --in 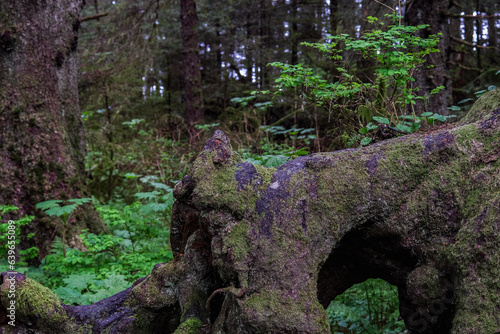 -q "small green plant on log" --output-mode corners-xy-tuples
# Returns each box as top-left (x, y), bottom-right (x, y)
(267, 13), (447, 148)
